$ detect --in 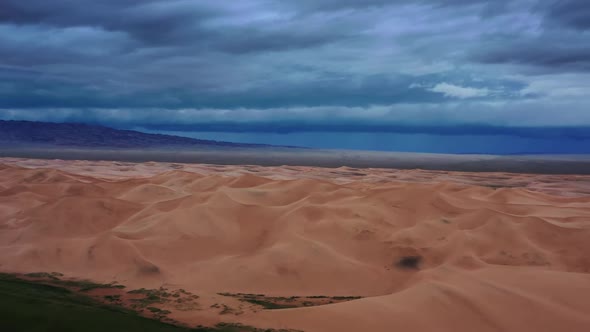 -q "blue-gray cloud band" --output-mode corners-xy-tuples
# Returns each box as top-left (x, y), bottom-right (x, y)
(0, 0), (589, 127)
